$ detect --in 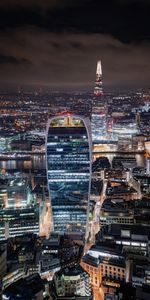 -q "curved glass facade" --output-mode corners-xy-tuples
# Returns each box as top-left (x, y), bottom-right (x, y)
(46, 114), (91, 239)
